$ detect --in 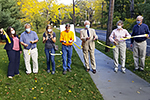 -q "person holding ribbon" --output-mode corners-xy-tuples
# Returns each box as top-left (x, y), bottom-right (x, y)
(20, 23), (39, 75)
(130, 15), (150, 71)
(0, 27), (22, 78)
(43, 24), (56, 74)
(60, 23), (74, 75)
(80, 20), (98, 74)
(109, 20), (131, 73)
